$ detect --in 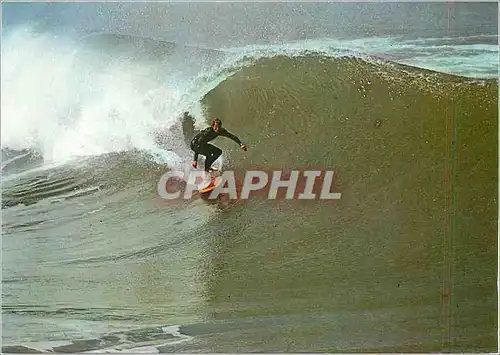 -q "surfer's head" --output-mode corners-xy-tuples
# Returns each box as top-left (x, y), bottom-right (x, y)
(212, 118), (222, 132)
